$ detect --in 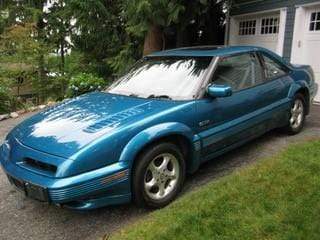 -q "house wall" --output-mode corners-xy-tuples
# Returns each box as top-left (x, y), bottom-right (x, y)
(230, 0), (319, 61)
